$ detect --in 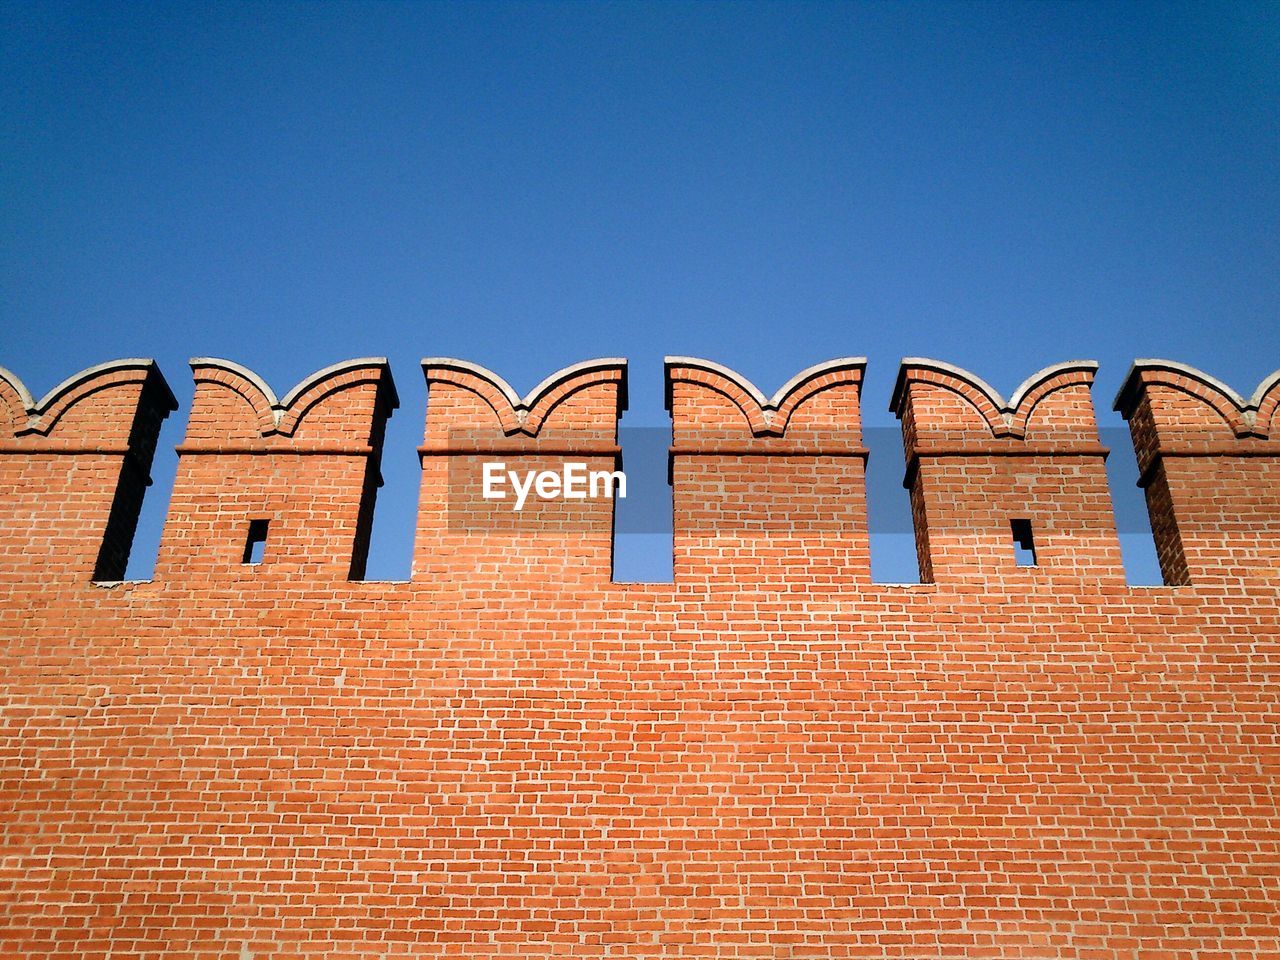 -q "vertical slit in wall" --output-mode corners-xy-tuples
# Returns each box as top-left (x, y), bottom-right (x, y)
(120, 441), (178, 581)
(356, 376), (421, 581)
(1102, 423), (1168, 585)
(867, 423), (924, 584)
(611, 420), (673, 583)
(117, 376), (183, 582)
(349, 382), (394, 581)
(864, 419), (925, 583)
